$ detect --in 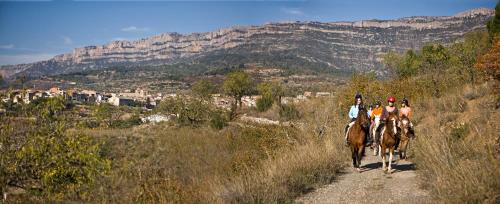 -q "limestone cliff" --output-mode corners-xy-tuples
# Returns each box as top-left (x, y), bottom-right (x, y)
(0, 8), (494, 78)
